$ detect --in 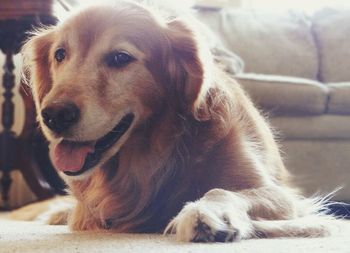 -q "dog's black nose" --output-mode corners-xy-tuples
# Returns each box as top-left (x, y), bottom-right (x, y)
(41, 102), (80, 134)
